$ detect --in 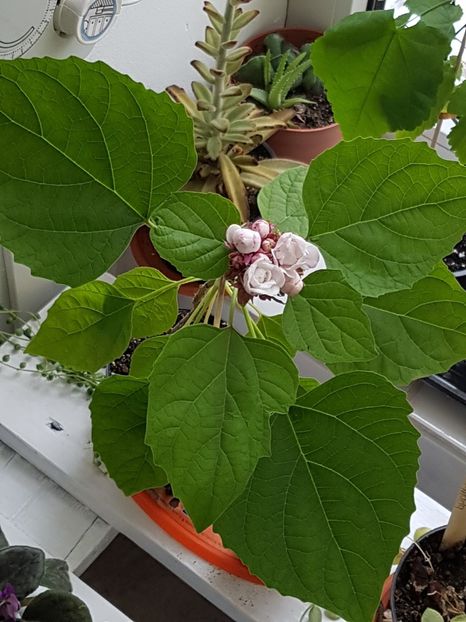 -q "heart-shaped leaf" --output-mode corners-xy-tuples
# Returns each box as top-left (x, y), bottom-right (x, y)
(397, 59), (456, 140)
(26, 281), (134, 372)
(406, 0), (462, 41)
(41, 559), (72, 592)
(146, 325), (298, 530)
(23, 590), (92, 622)
(0, 546), (45, 599)
(330, 264), (466, 385)
(304, 138), (466, 297)
(258, 166), (309, 237)
(91, 375), (166, 496)
(283, 270), (376, 364)
(114, 268), (180, 338)
(215, 372), (418, 622)
(130, 336), (170, 378)
(252, 314), (296, 356)
(0, 57), (196, 286)
(150, 192), (240, 280)
(311, 11), (450, 138)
